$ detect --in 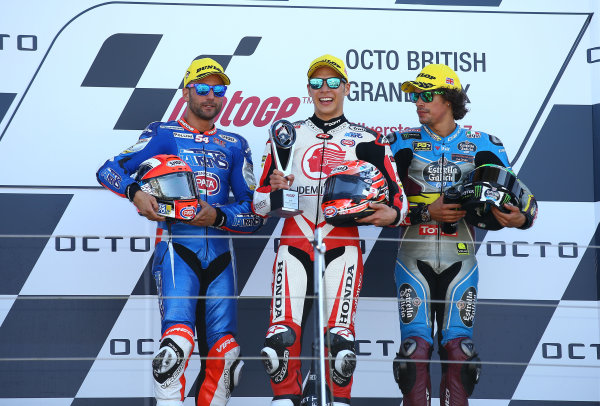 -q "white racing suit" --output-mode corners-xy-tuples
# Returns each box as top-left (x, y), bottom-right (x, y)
(253, 114), (407, 406)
